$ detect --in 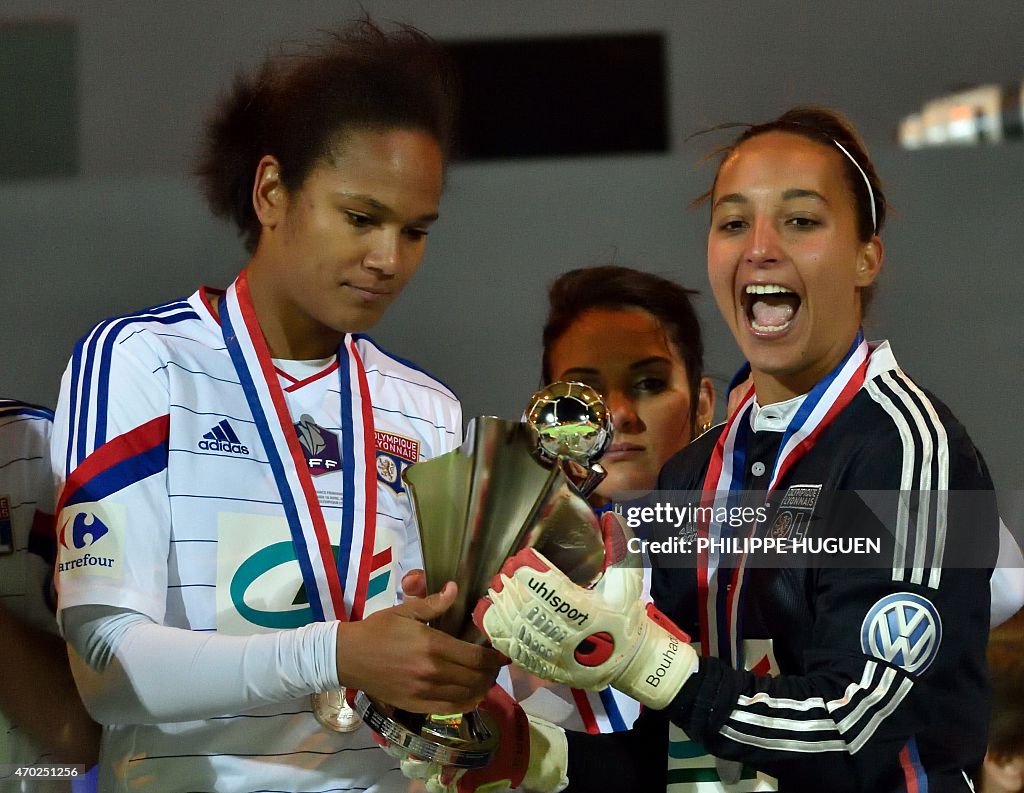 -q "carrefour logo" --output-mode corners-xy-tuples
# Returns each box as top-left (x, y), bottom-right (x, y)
(860, 592), (942, 674)
(59, 512), (109, 550)
(56, 505), (122, 578)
